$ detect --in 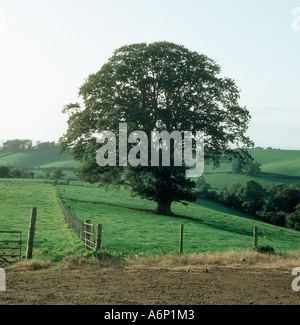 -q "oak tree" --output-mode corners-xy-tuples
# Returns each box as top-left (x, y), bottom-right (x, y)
(60, 42), (253, 215)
